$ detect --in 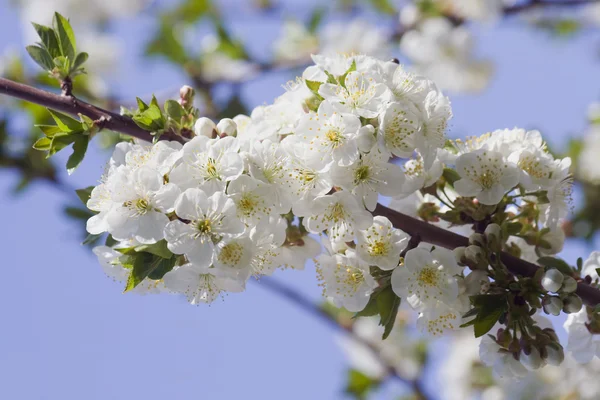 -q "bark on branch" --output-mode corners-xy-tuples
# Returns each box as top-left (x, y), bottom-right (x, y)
(1, 77), (600, 307)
